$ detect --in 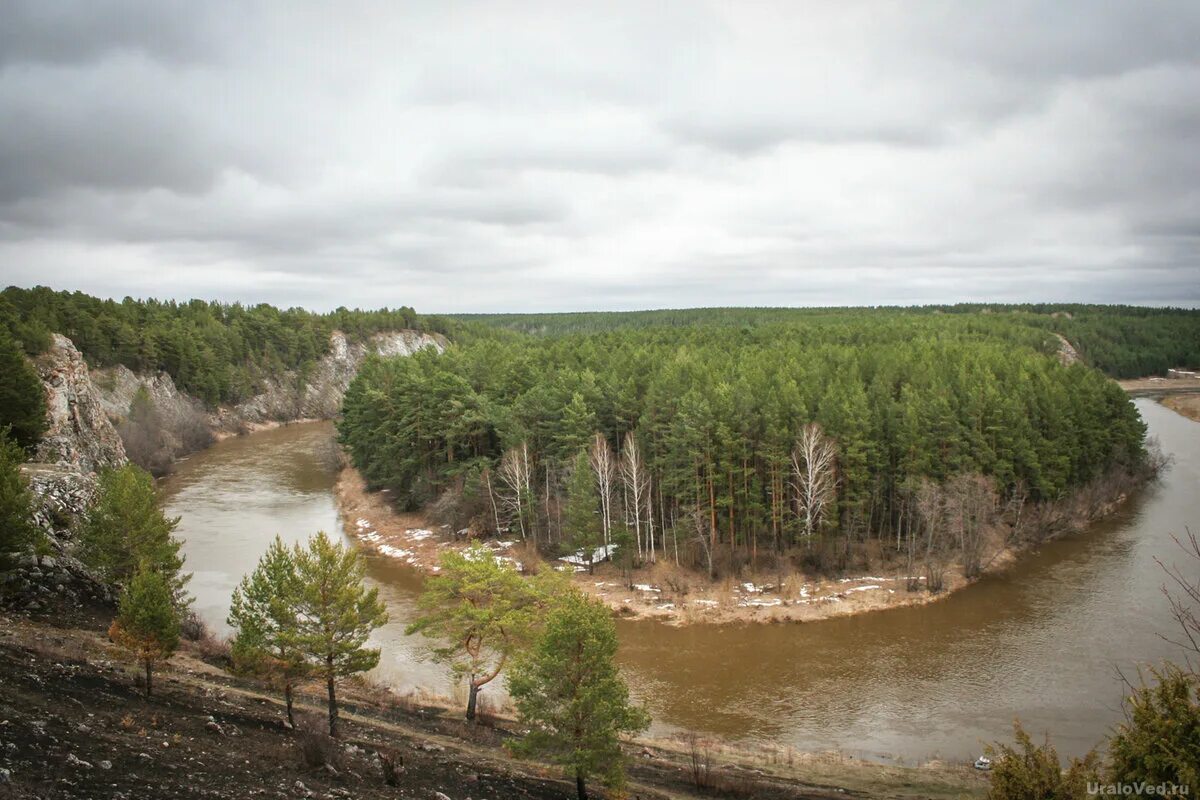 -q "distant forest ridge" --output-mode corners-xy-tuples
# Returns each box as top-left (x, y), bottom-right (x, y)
(450, 304), (1200, 379)
(0, 286), (454, 405)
